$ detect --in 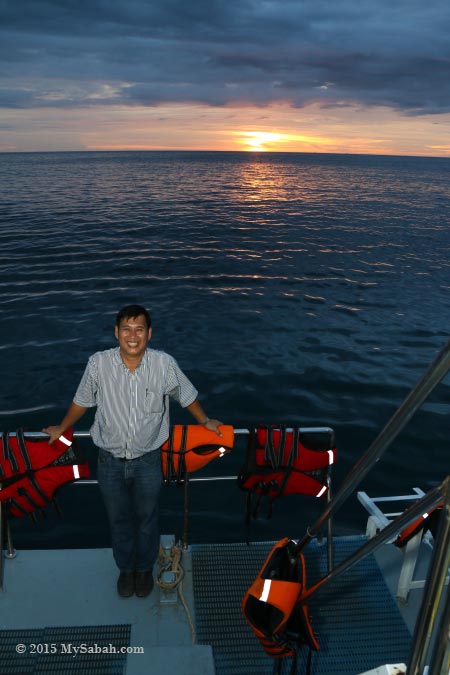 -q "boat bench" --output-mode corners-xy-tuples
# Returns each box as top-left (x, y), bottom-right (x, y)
(356, 488), (441, 603)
